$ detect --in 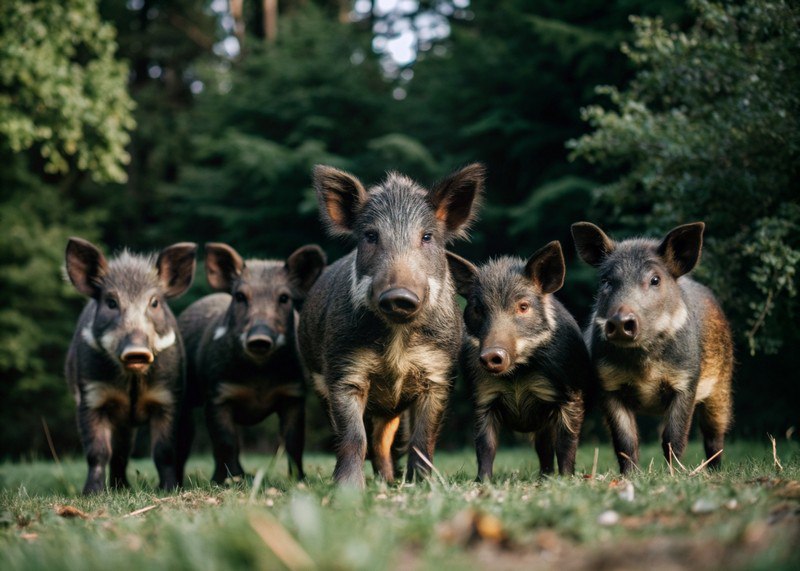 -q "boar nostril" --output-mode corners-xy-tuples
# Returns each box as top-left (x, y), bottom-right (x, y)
(378, 288), (421, 319)
(479, 348), (510, 373)
(606, 311), (639, 342)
